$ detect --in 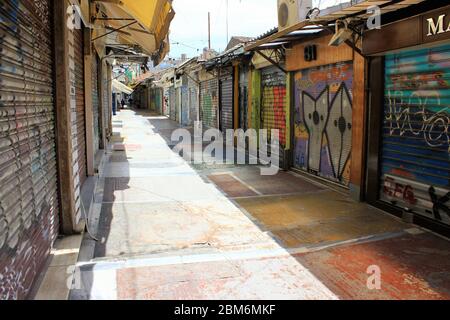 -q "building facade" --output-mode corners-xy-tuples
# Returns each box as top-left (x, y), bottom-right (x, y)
(0, 0), (174, 299)
(364, 4), (450, 234)
(286, 34), (366, 197)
